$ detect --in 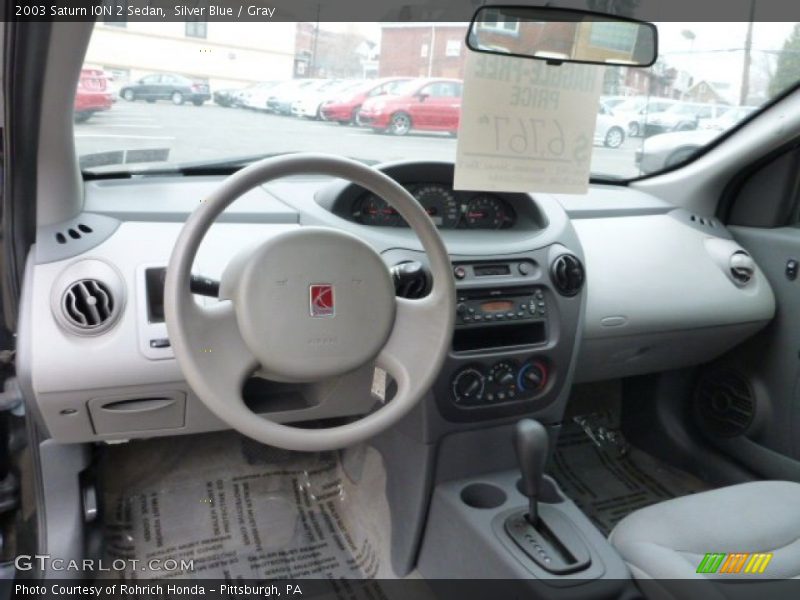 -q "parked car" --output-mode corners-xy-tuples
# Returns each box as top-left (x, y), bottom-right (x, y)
(359, 78), (462, 136)
(292, 80), (361, 120)
(239, 81), (281, 110)
(613, 97), (678, 137)
(699, 105), (758, 131)
(594, 102), (627, 148)
(74, 67), (113, 123)
(119, 73), (211, 106)
(643, 102), (729, 136)
(599, 95), (631, 110)
(213, 87), (245, 108)
(635, 129), (717, 173)
(320, 77), (412, 125)
(266, 79), (322, 115)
